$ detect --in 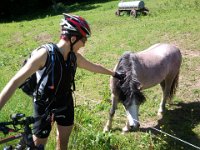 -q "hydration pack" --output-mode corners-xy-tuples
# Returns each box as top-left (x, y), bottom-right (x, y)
(19, 43), (58, 97)
(19, 43), (77, 98)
